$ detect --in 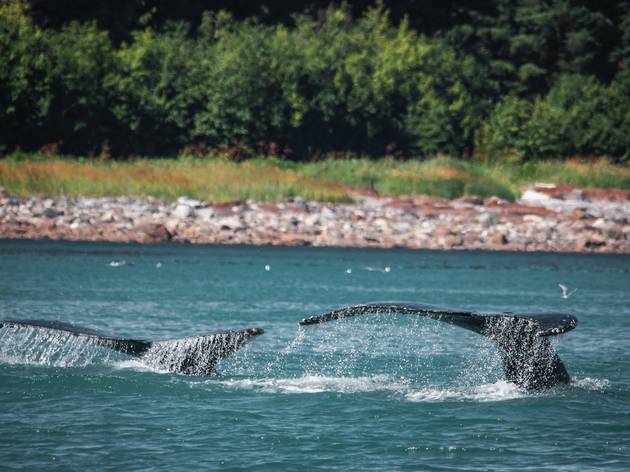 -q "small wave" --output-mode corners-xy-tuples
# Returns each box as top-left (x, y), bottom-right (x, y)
(111, 359), (169, 374)
(216, 376), (528, 402)
(405, 380), (526, 403)
(572, 377), (609, 391)
(0, 354), (38, 366)
(217, 374), (408, 394)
